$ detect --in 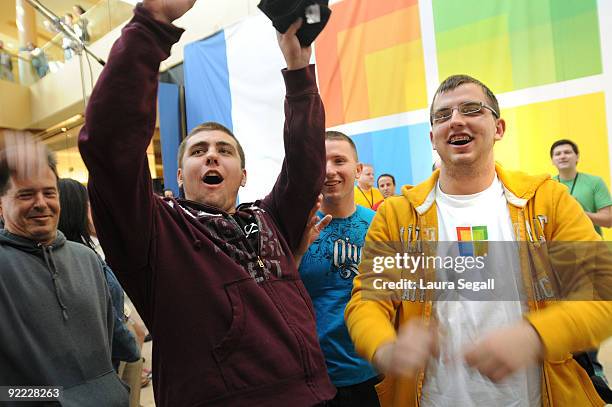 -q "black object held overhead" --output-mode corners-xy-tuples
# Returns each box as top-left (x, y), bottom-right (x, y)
(257, 0), (332, 47)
